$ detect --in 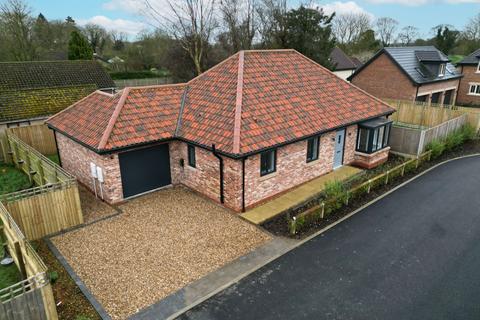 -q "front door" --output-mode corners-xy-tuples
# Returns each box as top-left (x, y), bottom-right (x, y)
(333, 129), (345, 169)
